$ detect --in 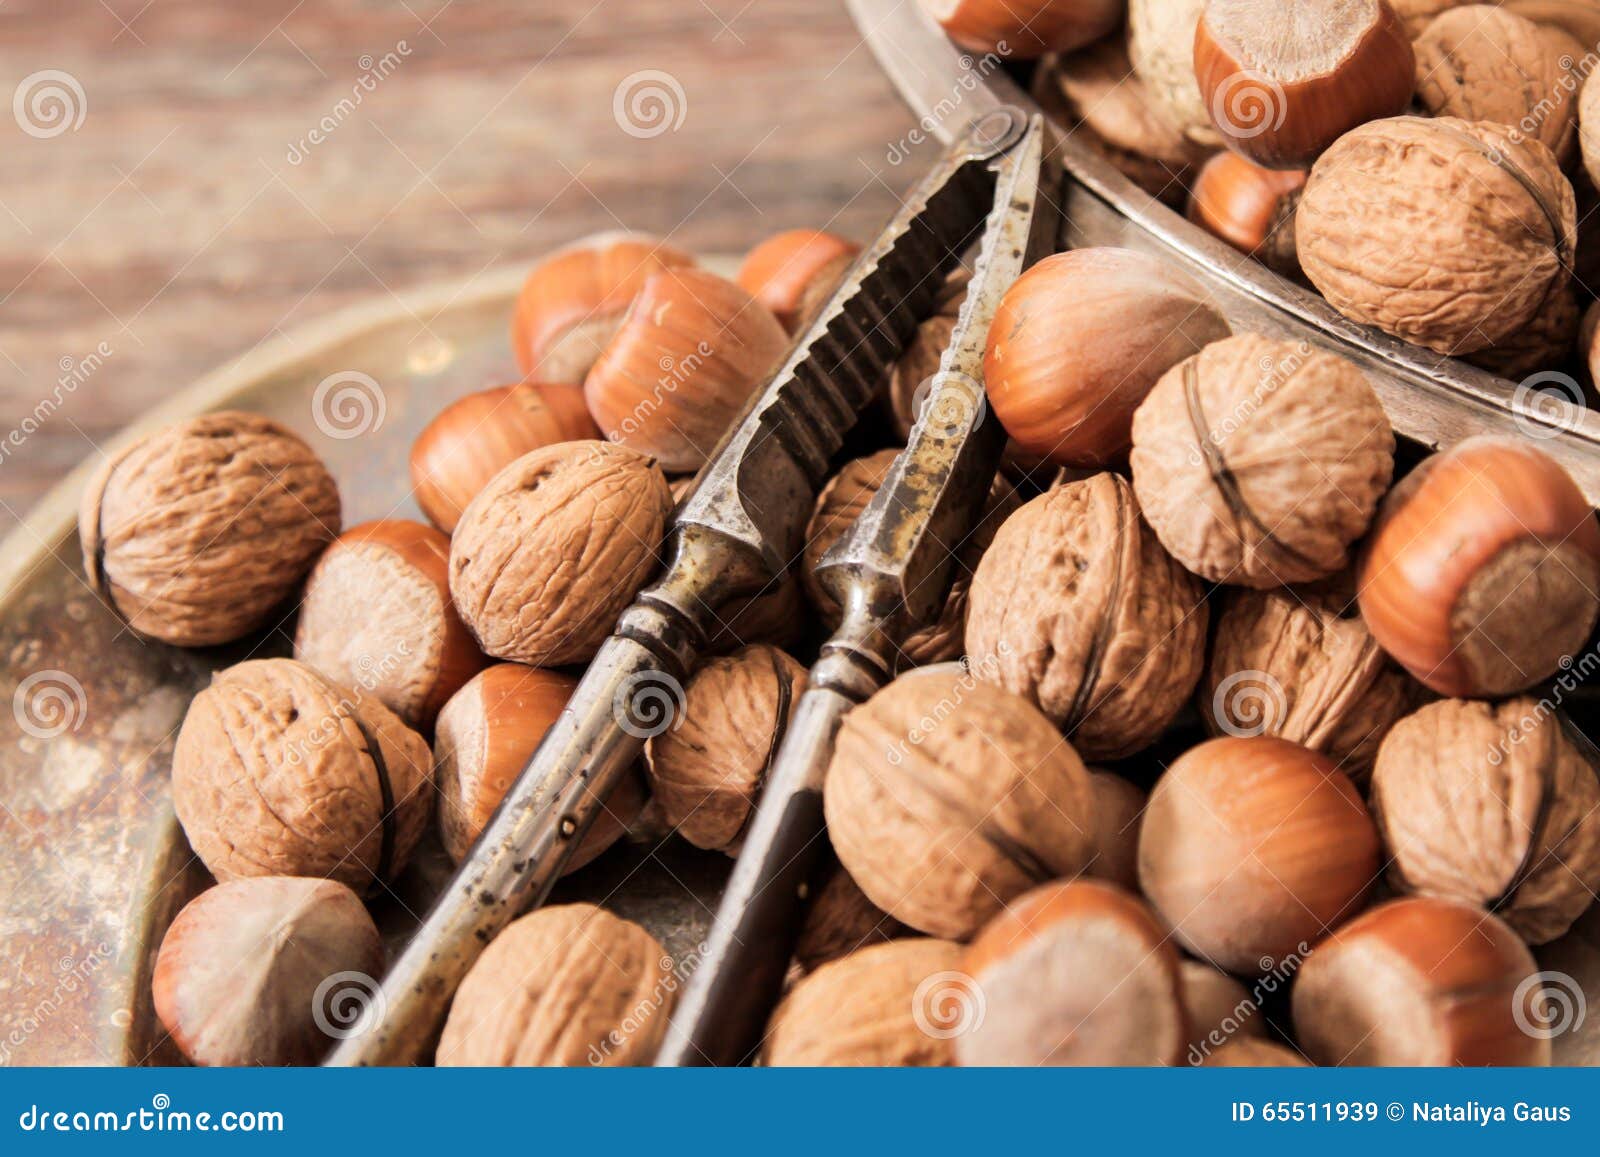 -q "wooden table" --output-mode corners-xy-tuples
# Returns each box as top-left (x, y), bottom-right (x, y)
(0, 0), (931, 515)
